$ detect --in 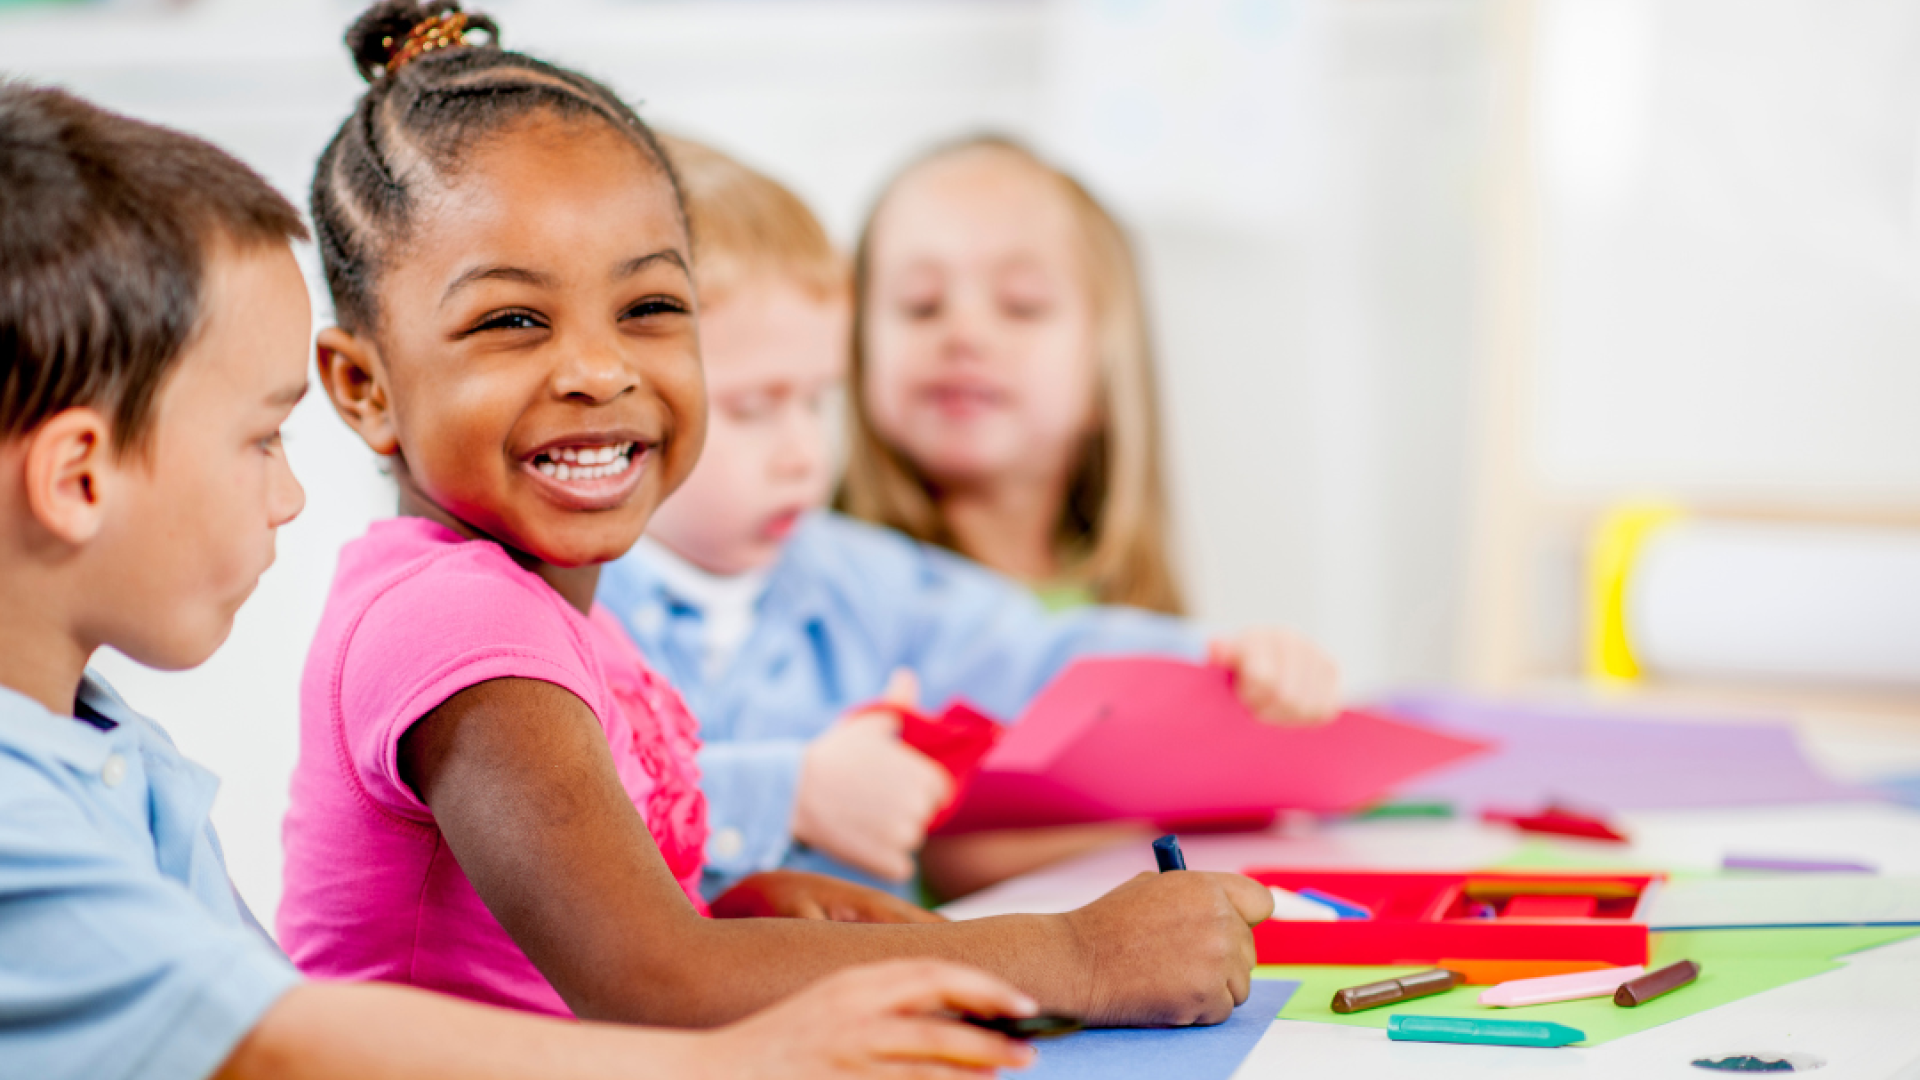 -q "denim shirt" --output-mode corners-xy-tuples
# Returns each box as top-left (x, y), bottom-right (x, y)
(599, 511), (1204, 897)
(0, 674), (299, 1080)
